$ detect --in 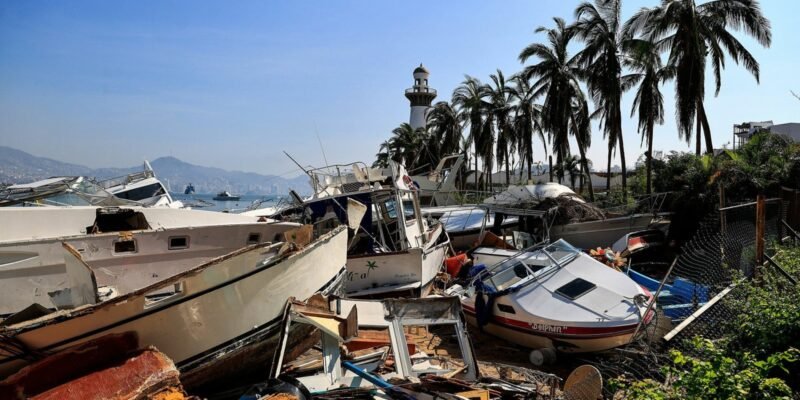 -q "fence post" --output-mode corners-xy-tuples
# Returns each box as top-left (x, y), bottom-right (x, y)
(755, 195), (766, 272)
